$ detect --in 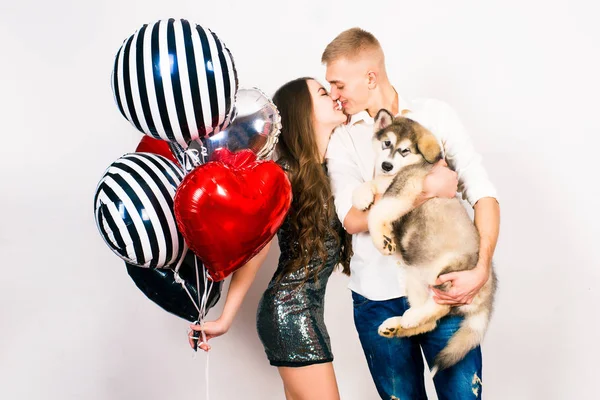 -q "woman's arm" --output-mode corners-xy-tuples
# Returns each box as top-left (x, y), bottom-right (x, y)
(188, 240), (273, 351)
